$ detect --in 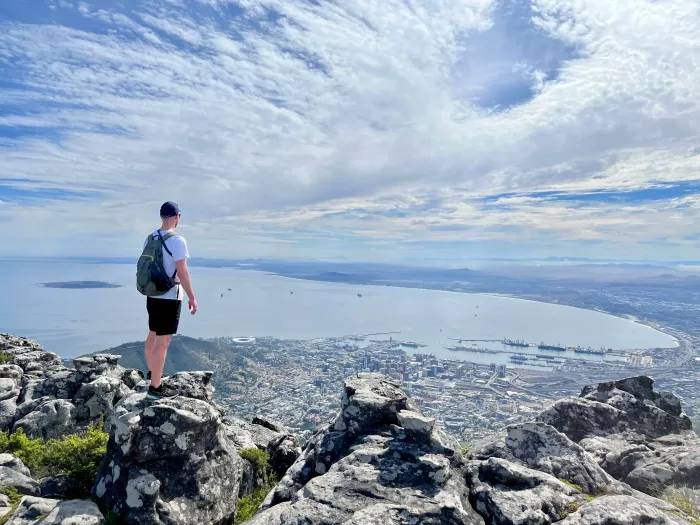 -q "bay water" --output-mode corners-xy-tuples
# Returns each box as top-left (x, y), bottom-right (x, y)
(0, 260), (677, 361)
